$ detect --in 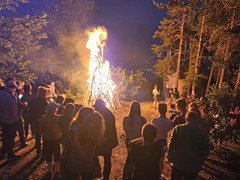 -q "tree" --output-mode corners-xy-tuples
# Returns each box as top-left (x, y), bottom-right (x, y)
(205, 0), (240, 88)
(153, 0), (240, 97)
(153, 0), (196, 90)
(0, 0), (47, 82)
(111, 67), (147, 107)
